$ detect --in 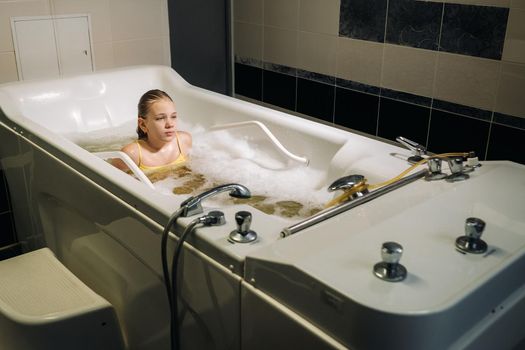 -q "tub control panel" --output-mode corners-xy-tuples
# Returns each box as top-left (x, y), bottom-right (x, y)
(243, 162), (525, 350)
